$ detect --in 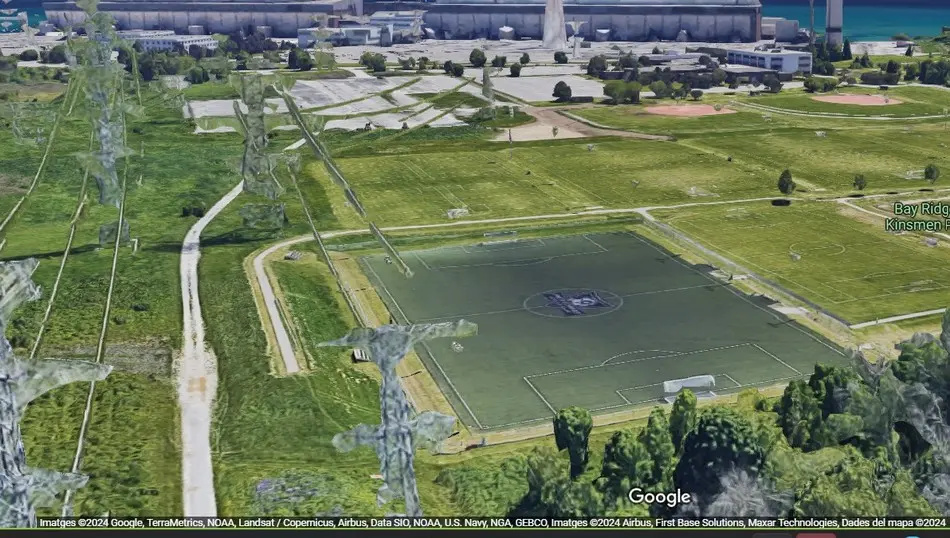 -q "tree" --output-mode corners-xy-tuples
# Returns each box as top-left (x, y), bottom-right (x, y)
(842, 39), (853, 60)
(418, 56), (429, 70)
(587, 55), (608, 76)
(289, 48), (313, 71)
(554, 51), (568, 64)
(623, 82), (643, 104)
(764, 74), (783, 93)
(509, 63), (522, 77)
(603, 80), (625, 103)
(853, 174), (867, 190)
(652, 46), (662, 54)
(690, 89), (704, 101)
(553, 81), (572, 102)
(185, 66), (209, 84)
(639, 408), (676, 489)
(885, 59), (902, 74)
(18, 49), (38, 61)
(905, 62), (920, 81)
(649, 80), (670, 98)
(554, 407), (593, 478)
(778, 169), (796, 195)
(925, 164), (941, 183)
(520, 53), (530, 66)
(491, 55), (507, 68)
(46, 45), (67, 64)
(597, 429), (651, 504)
(777, 379), (823, 449)
(670, 390), (697, 453)
(673, 407), (767, 505)
(469, 48), (486, 67)
(513, 447), (606, 517)
(451, 63), (465, 77)
(443, 60), (454, 74)
(907, 44), (915, 57)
